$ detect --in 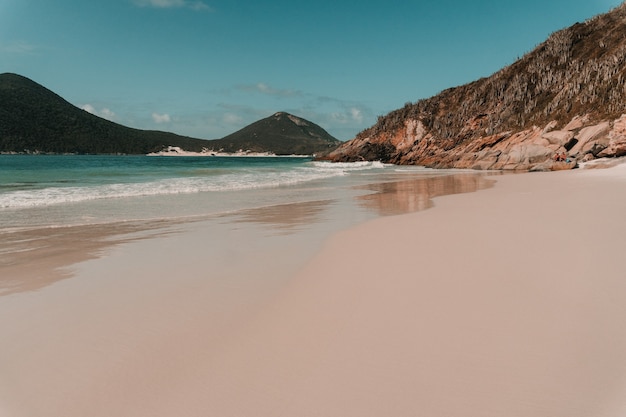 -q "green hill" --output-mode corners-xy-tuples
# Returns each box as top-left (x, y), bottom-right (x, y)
(206, 112), (341, 155)
(0, 73), (209, 154)
(0, 73), (341, 155)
